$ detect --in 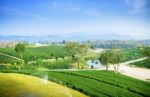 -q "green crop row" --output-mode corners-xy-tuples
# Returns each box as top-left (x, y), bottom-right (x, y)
(61, 70), (150, 97)
(0, 54), (17, 64)
(0, 45), (68, 61)
(122, 48), (144, 61)
(0, 59), (74, 70)
(1, 70), (149, 97)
